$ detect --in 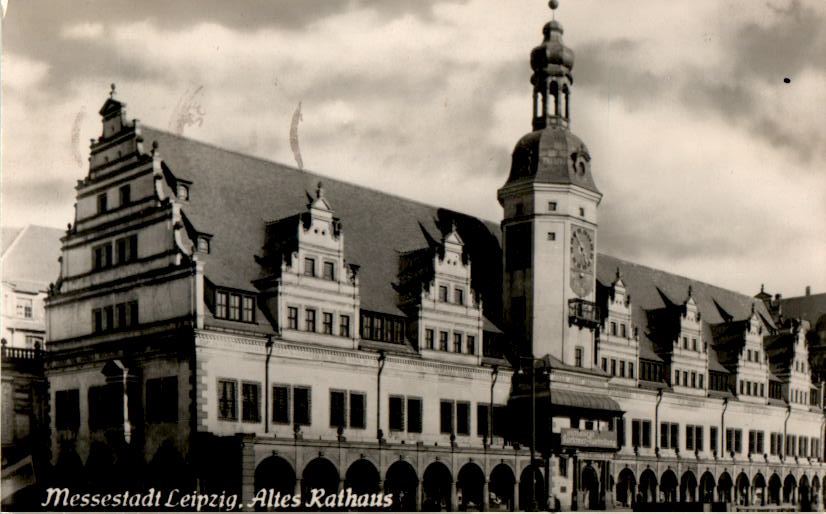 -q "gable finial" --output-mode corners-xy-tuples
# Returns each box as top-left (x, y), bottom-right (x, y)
(687, 285), (693, 299)
(549, 0), (559, 20)
(615, 266), (622, 281)
(316, 181), (324, 199)
(110, 83), (117, 99)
